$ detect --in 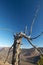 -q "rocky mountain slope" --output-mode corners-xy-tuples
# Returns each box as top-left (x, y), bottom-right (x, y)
(0, 47), (43, 65)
